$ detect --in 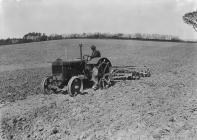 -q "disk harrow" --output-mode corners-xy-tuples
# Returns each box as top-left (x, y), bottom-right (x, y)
(99, 65), (151, 89)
